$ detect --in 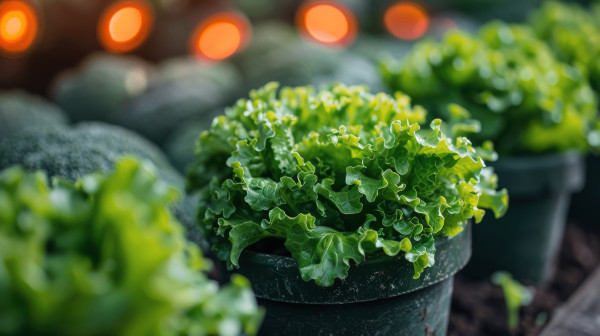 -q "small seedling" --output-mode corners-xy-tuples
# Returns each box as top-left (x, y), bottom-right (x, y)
(492, 271), (535, 330)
